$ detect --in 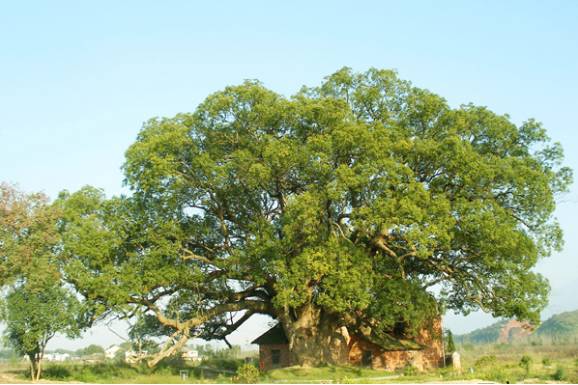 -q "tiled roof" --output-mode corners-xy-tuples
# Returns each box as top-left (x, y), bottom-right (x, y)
(251, 323), (289, 345)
